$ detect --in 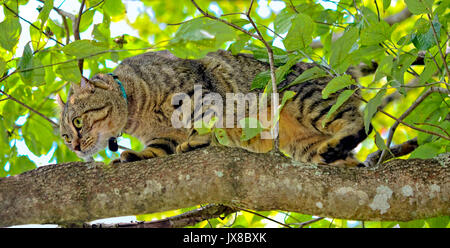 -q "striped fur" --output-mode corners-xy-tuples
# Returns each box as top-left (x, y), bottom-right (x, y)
(58, 50), (367, 166)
